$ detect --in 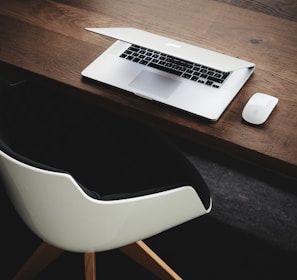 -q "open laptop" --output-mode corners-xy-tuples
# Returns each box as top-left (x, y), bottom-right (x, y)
(81, 28), (255, 121)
